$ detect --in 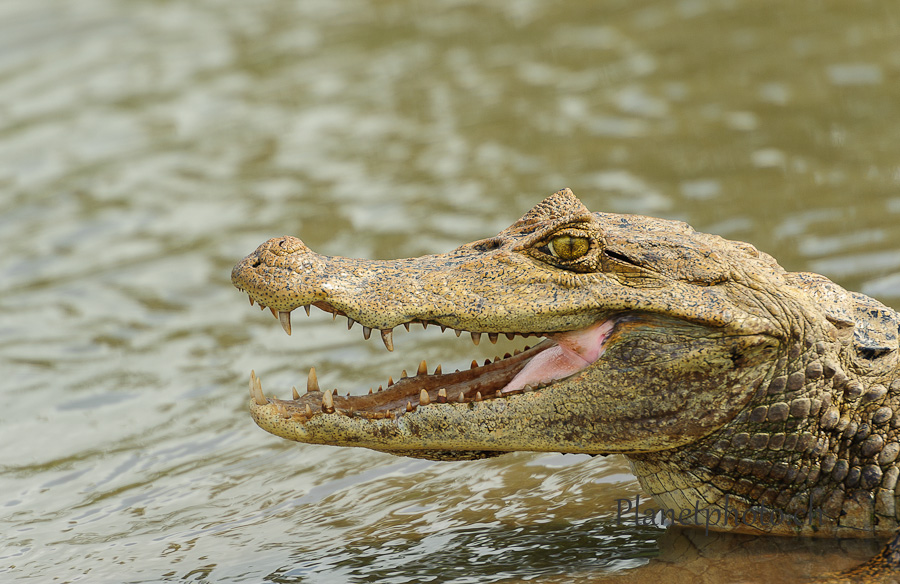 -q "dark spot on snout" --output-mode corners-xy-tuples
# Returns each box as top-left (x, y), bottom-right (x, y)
(472, 237), (503, 252)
